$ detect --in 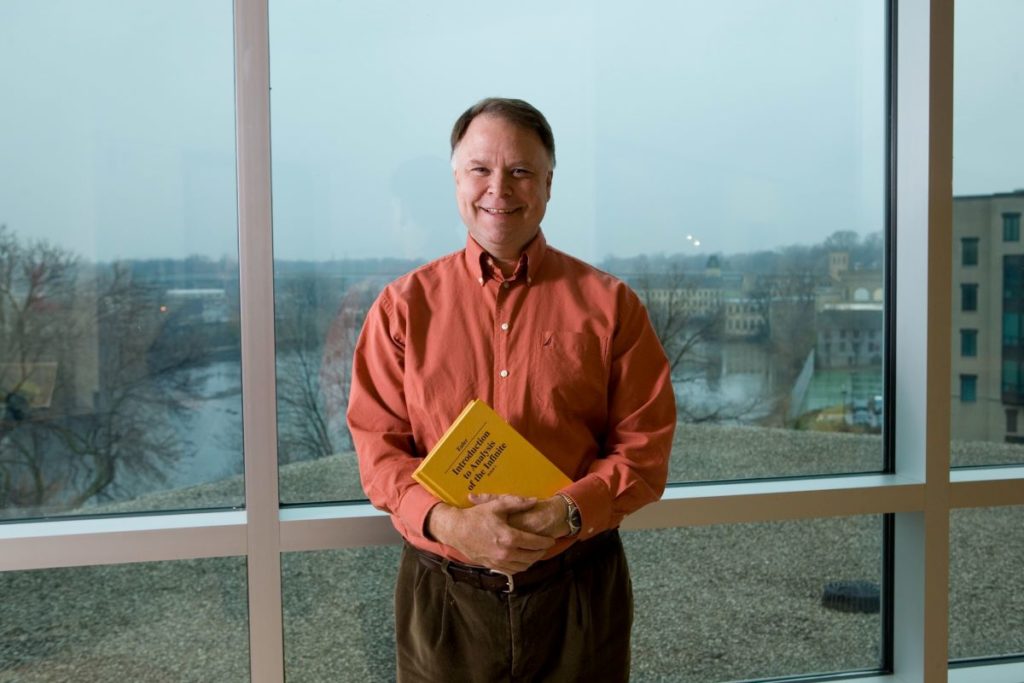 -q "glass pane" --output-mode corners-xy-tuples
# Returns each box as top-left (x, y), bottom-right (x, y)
(270, 0), (888, 504)
(961, 238), (979, 266)
(0, 2), (244, 518)
(0, 557), (249, 680)
(282, 545), (401, 682)
(282, 518), (883, 682)
(951, 0), (1024, 462)
(950, 506), (1024, 660)
(628, 518), (883, 681)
